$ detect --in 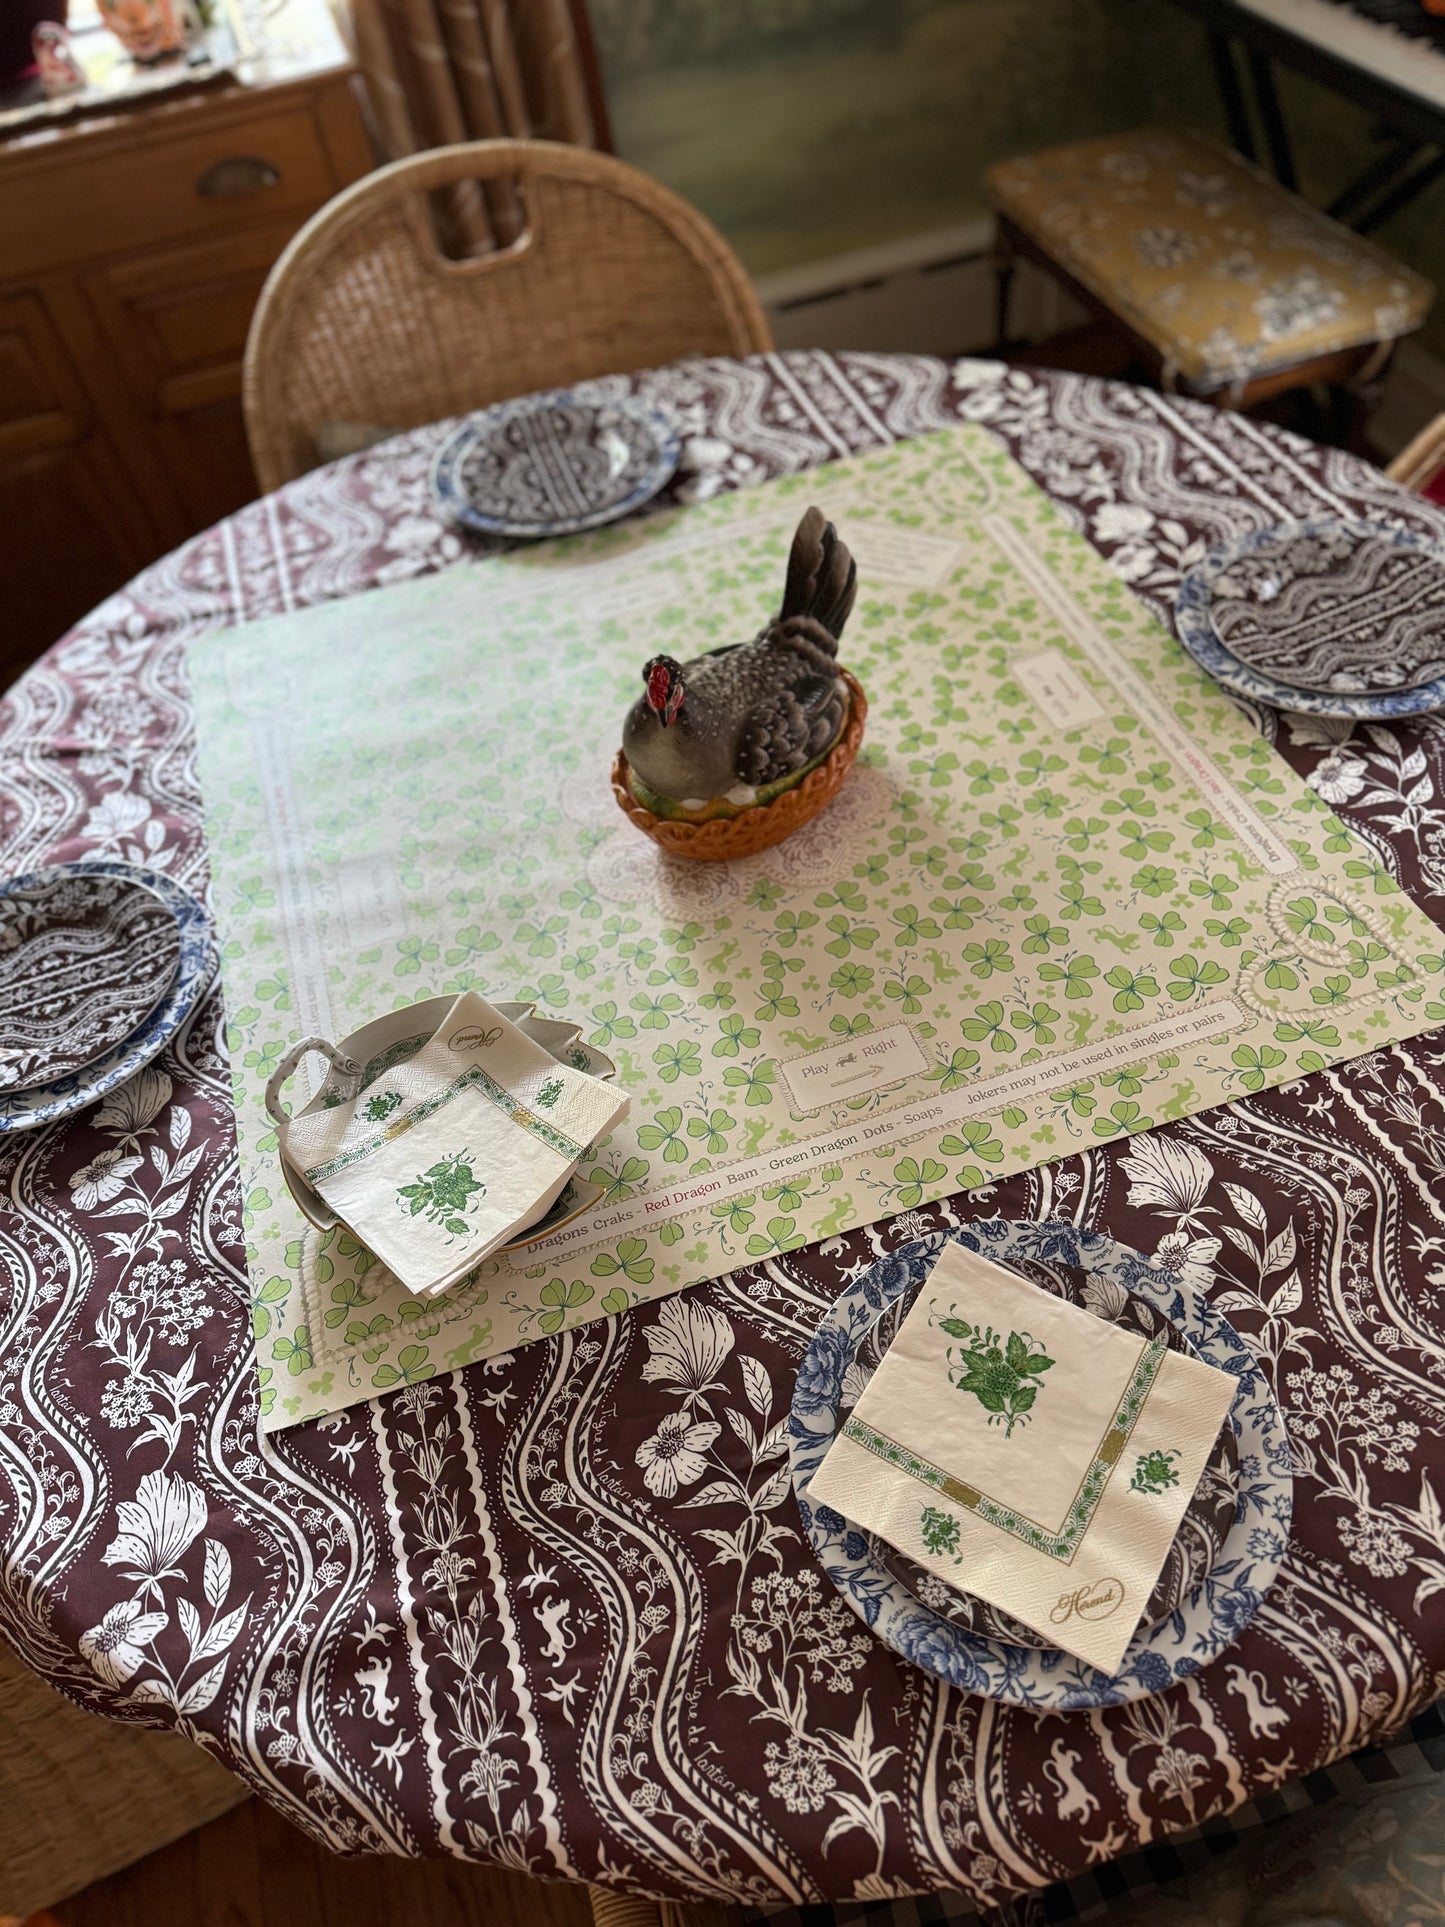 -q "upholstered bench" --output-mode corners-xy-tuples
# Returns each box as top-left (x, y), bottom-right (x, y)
(986, 127), (1433, 409)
